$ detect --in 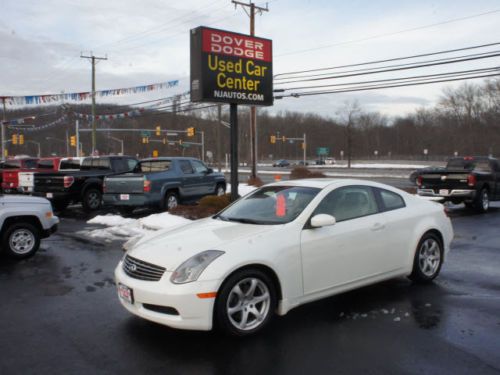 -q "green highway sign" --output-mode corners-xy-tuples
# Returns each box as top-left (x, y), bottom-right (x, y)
(316, 147), (329, 156)
(141, 131), (152, 138)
